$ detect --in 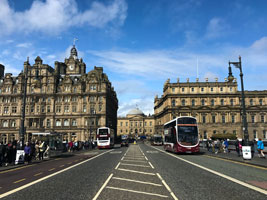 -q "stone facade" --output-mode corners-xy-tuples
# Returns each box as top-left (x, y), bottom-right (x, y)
(0, 45), (118, 143)
(117, 108), (155, 138)
(154, 76), (267, 141)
